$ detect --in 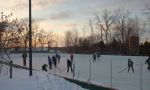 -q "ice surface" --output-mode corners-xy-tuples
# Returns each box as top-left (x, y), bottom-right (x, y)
(8, 53), (150, 90)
